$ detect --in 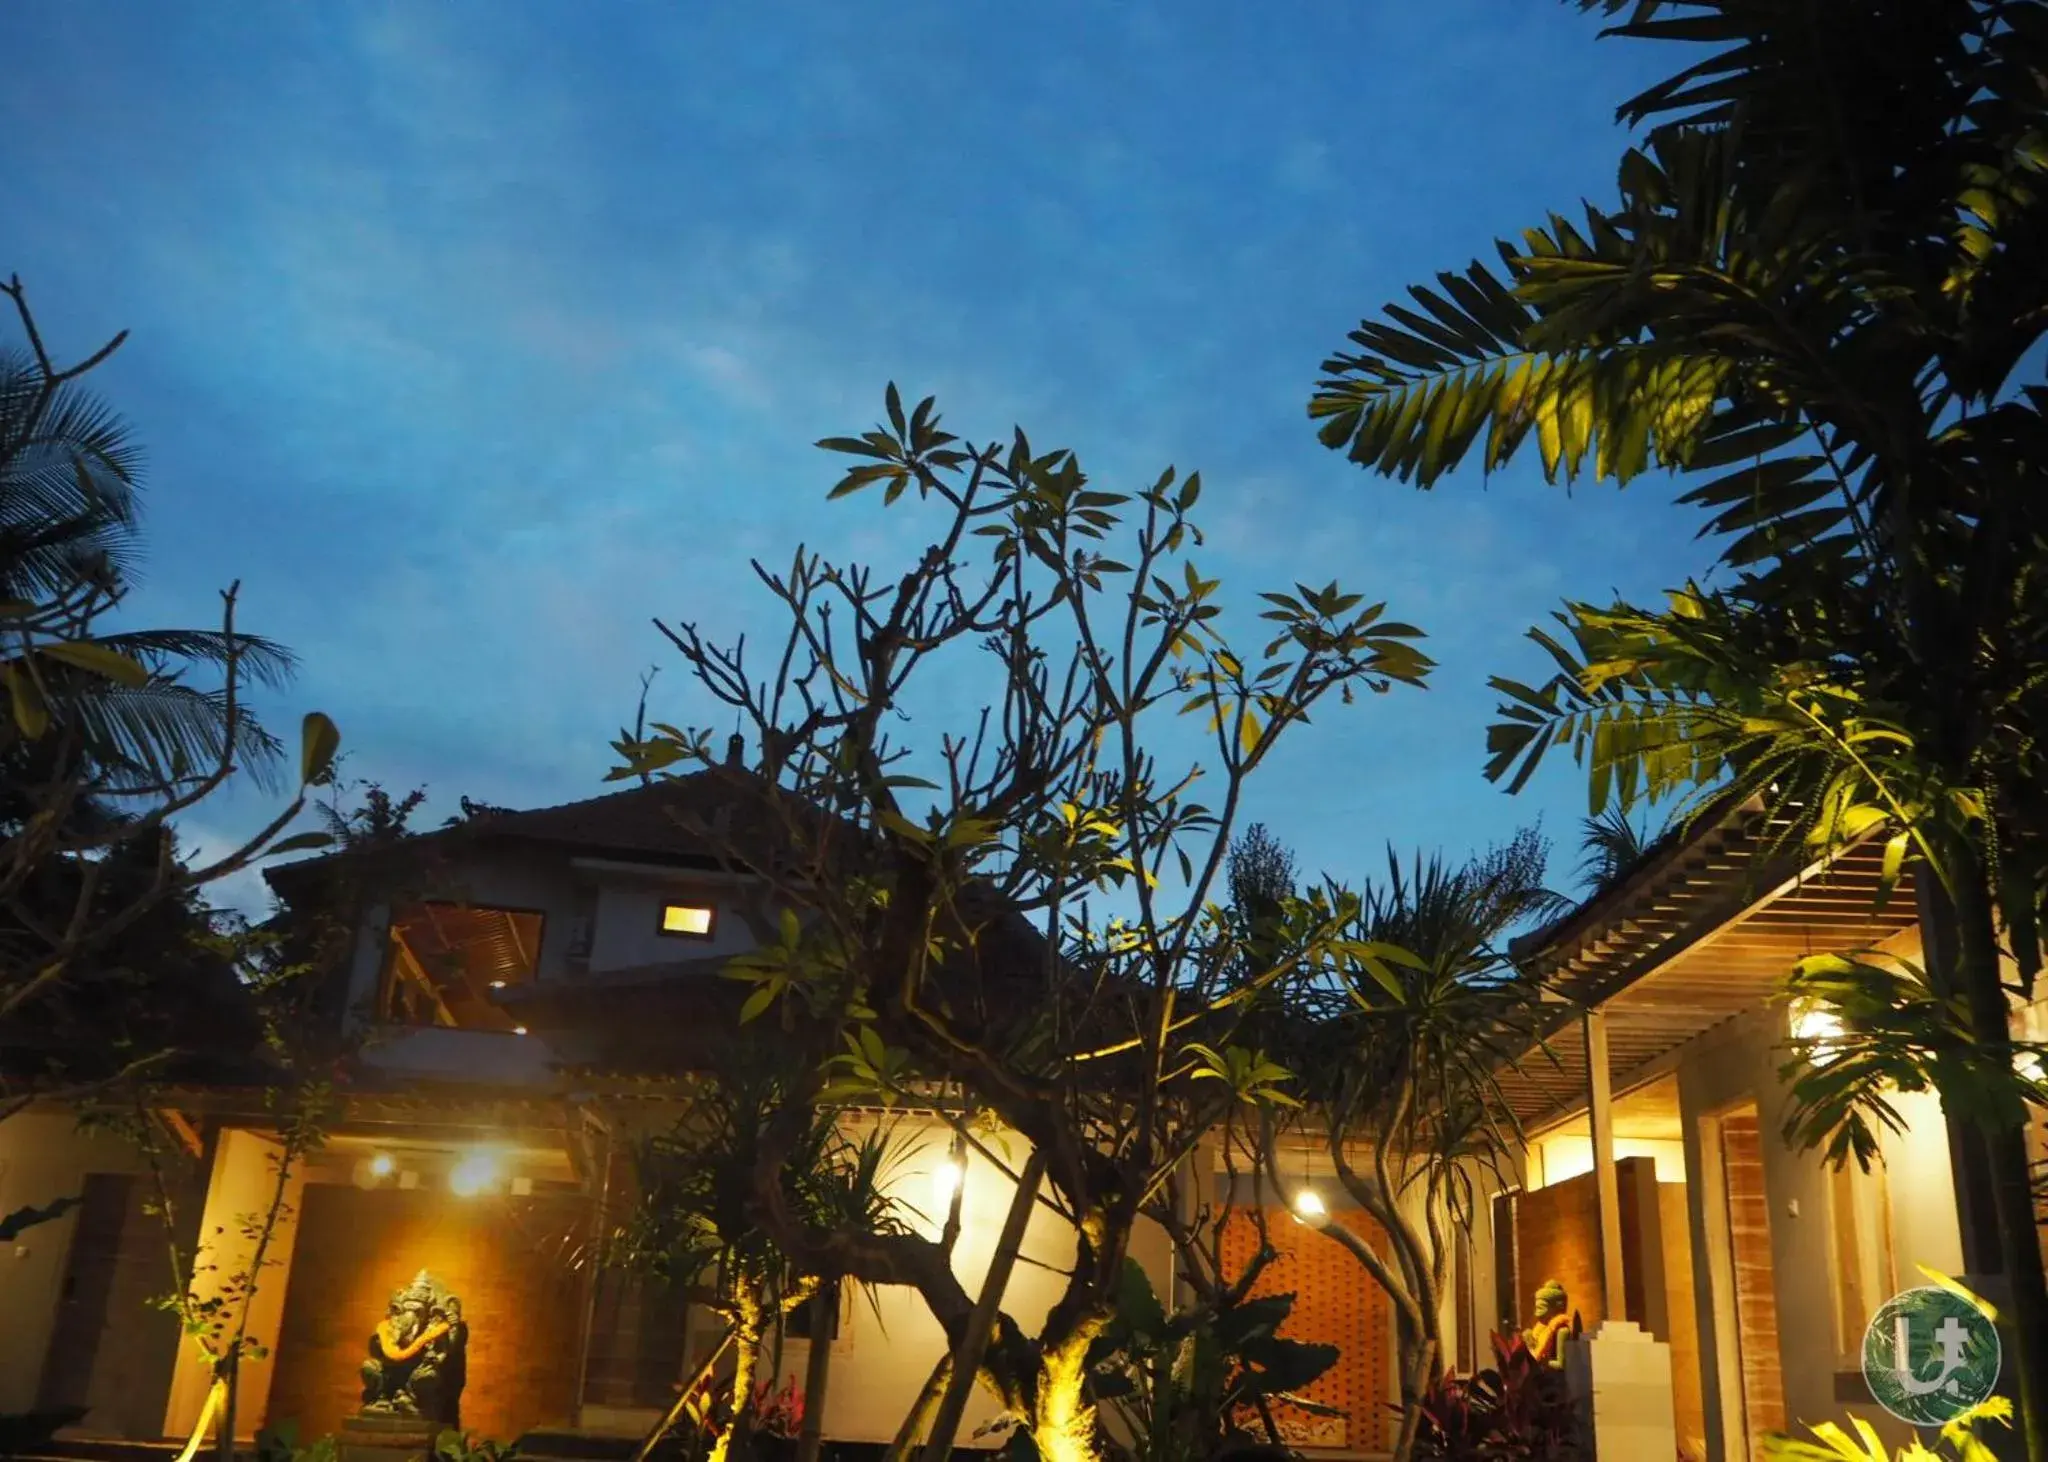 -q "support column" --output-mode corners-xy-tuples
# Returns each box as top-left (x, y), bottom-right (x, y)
(1585, 1009), (1626, 1318)
(1569, 1009), (1677, 1460)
